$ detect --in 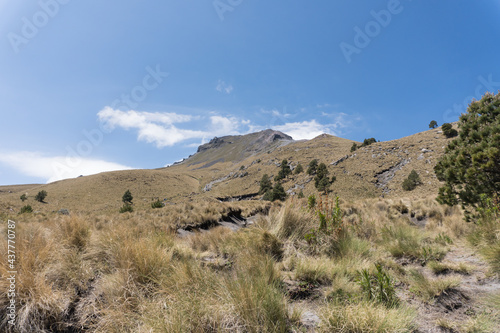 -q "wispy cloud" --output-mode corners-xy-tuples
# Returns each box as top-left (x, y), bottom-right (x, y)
(216, 80), (233, 94)
(98, 107), (245, 148)
(272, 120), (337, 140)
(0, 151), (132, 183)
